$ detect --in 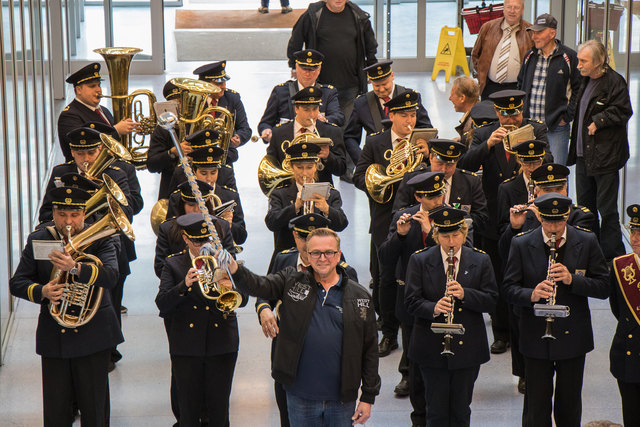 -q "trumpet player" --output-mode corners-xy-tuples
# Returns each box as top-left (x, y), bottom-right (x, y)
(267, 86), (347, 184)
(10, 186), (121, 426)
(58, 62), (139, 162)
(502, 193), (608, 427)
(155, 212), (247, 427)
(404, 207), (497, 427)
